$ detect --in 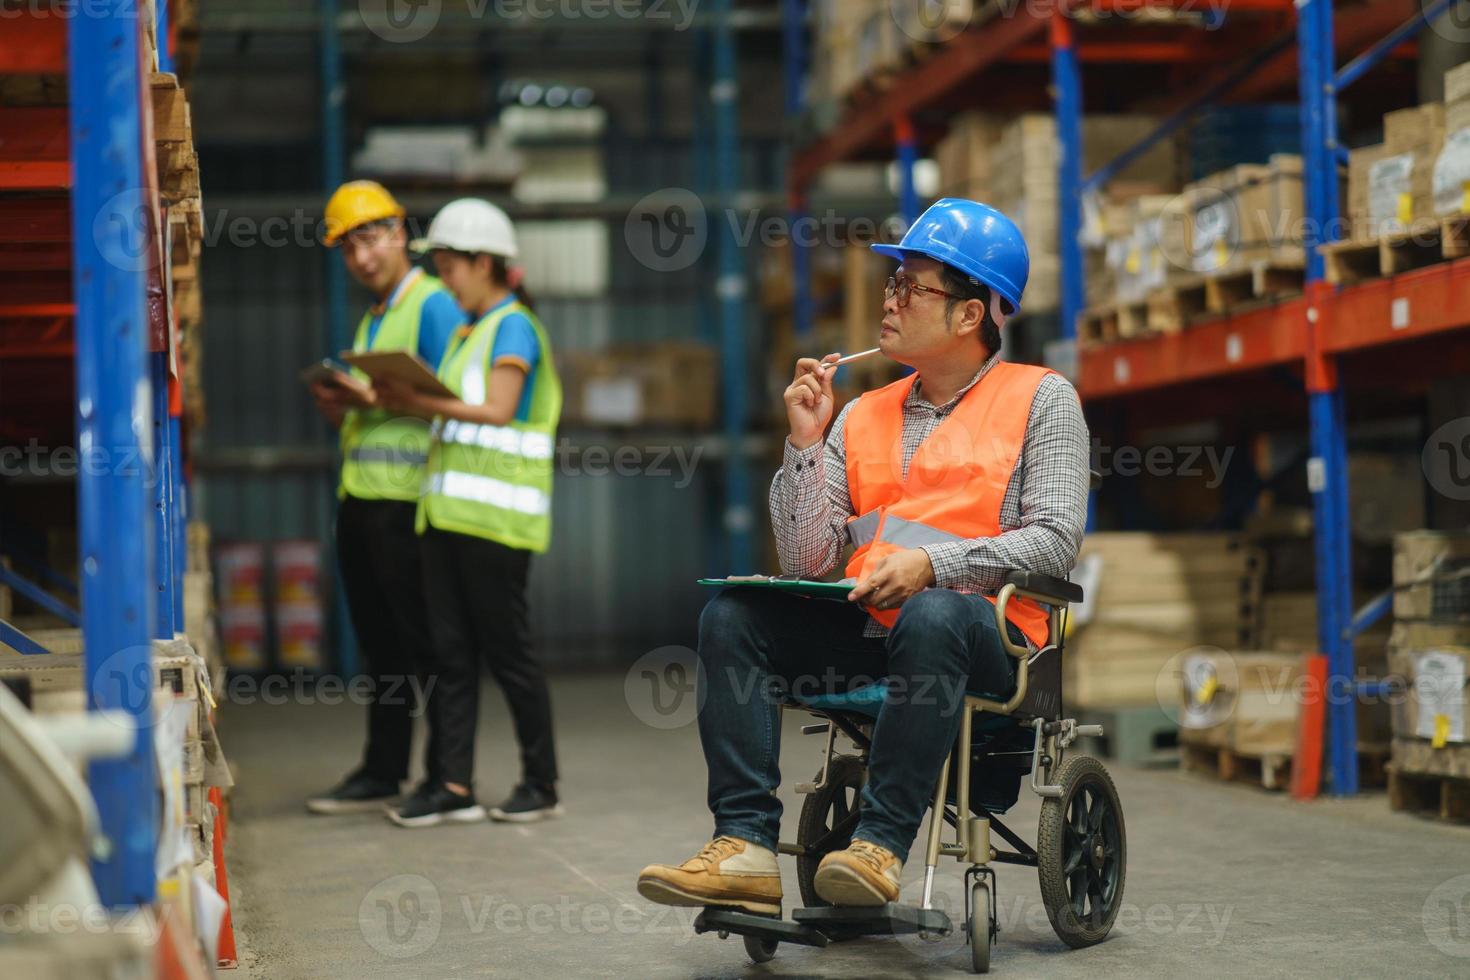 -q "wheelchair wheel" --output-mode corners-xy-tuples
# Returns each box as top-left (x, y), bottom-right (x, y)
(969, 880), (991, 974)
(795, 754), (866, 908)
(742, 934), (777, 963)
(1036, 755), (1126, 948)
